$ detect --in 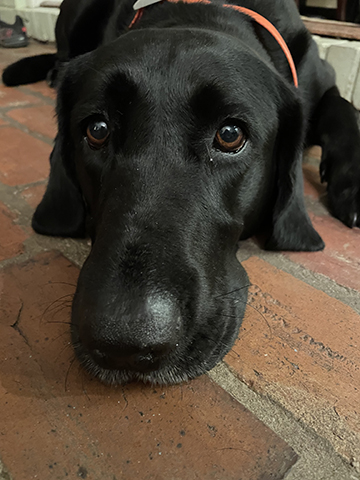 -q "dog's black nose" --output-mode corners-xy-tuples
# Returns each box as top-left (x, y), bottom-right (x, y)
(81, 294), (181, 373)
